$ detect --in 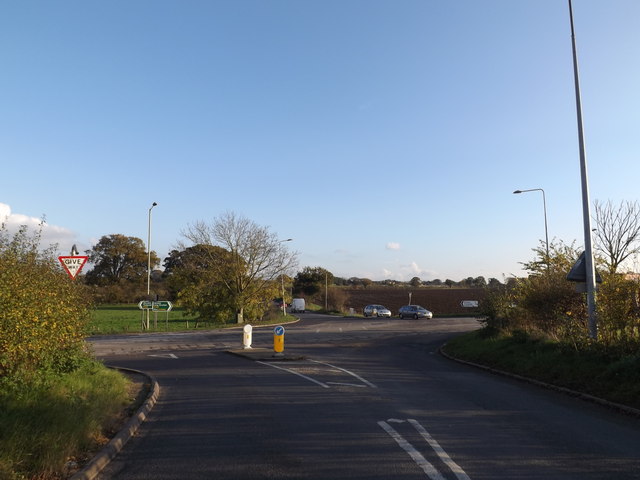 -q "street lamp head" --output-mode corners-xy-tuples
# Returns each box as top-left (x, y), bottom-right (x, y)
(513, 190), (522, 194)
(151, 202), (158, 207)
